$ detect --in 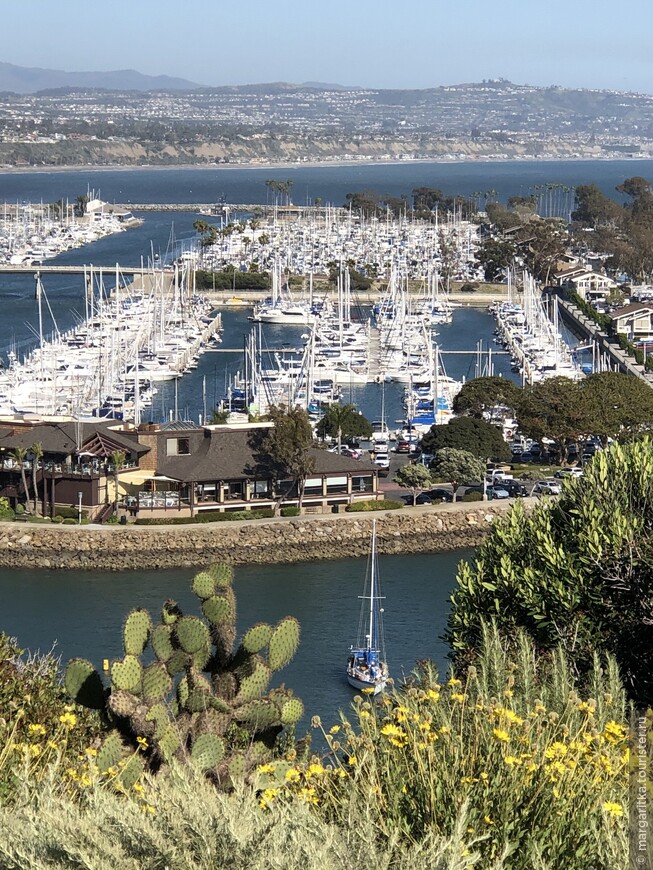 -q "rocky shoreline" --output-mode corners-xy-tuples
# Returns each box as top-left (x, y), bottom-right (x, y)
(0, 502), (518, 570)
